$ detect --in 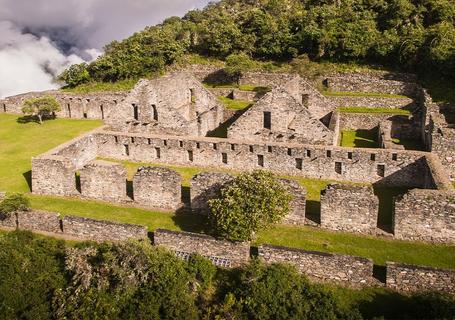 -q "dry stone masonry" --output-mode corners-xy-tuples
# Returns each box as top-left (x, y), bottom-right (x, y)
(190, 172), (235, 214)
(133, 166), (182, 210)
(320, 184), (379, 234)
